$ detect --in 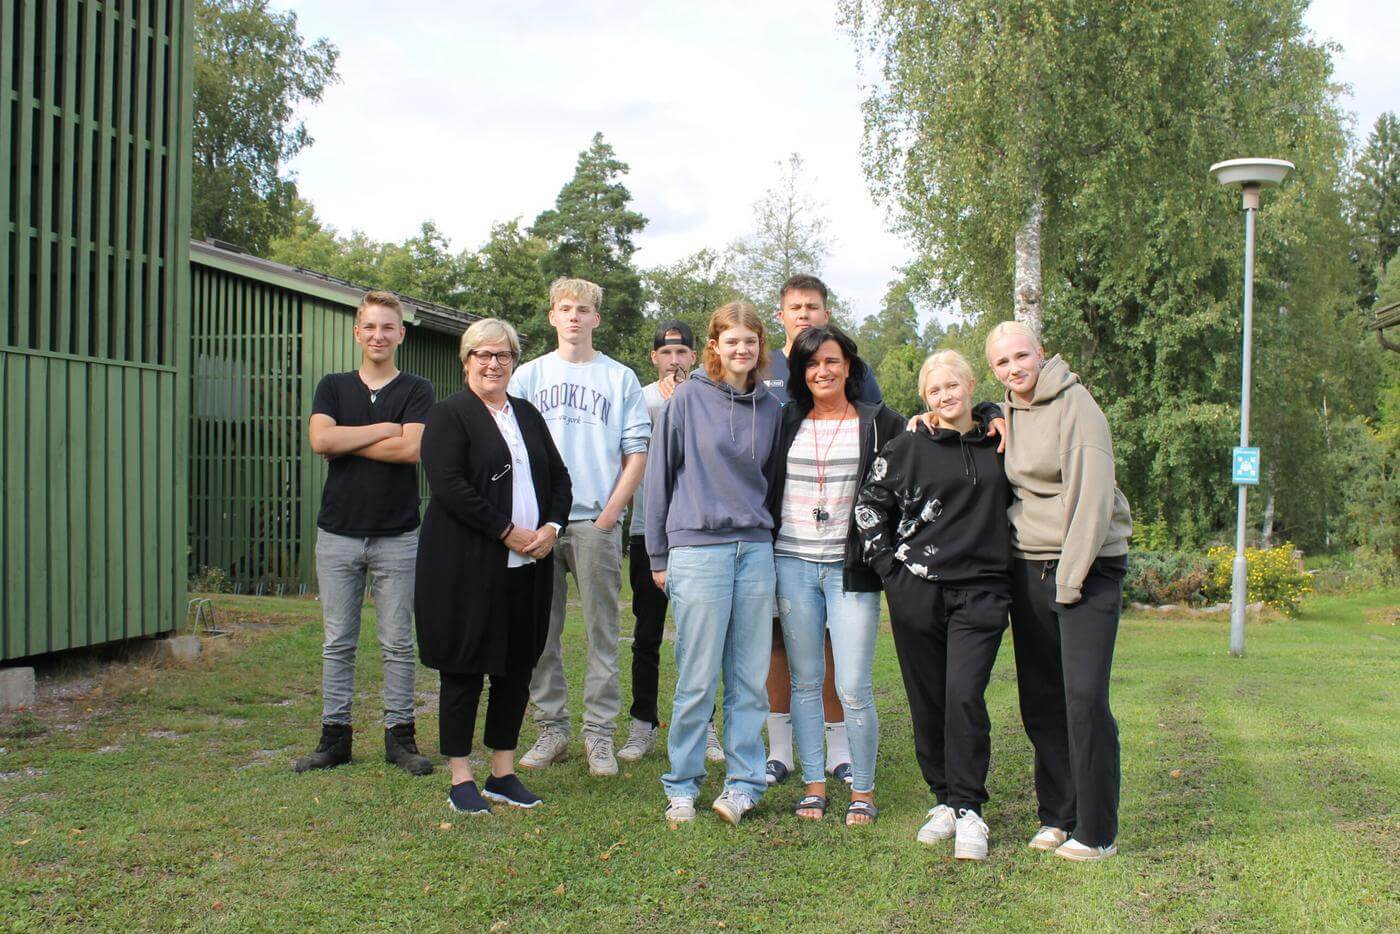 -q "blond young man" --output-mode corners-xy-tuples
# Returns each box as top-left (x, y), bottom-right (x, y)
(294, 291), (435, 776)
(509, 278), (651, 776)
